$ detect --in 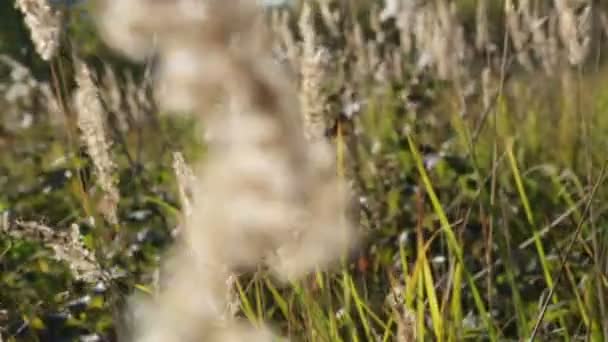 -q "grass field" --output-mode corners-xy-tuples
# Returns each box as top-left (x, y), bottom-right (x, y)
(2, 0), (608, 341)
